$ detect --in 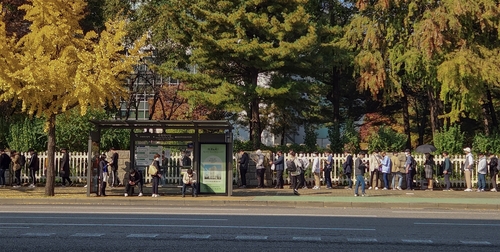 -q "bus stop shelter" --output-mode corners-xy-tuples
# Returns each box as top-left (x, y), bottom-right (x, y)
(86, 120), (233, 197)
